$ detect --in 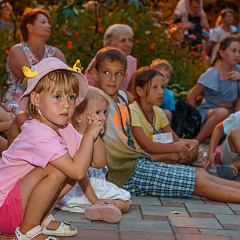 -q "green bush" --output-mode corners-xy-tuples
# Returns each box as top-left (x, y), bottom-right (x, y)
(0, 0), (211, 101)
